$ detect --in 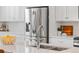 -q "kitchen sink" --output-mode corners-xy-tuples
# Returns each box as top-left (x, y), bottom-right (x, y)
(40, 45), (68, 51)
